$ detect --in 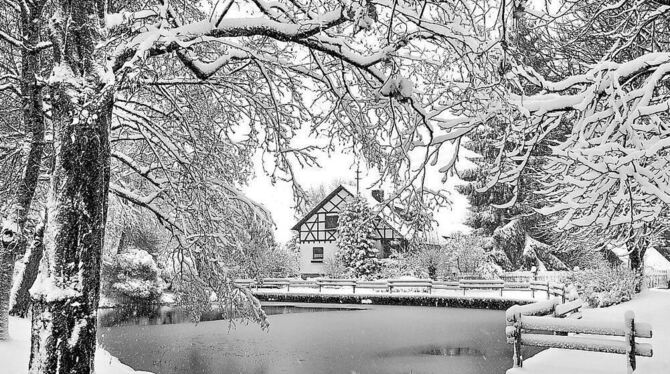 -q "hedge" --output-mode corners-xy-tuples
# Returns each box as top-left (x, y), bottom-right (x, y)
(253, 292), (532, 310)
